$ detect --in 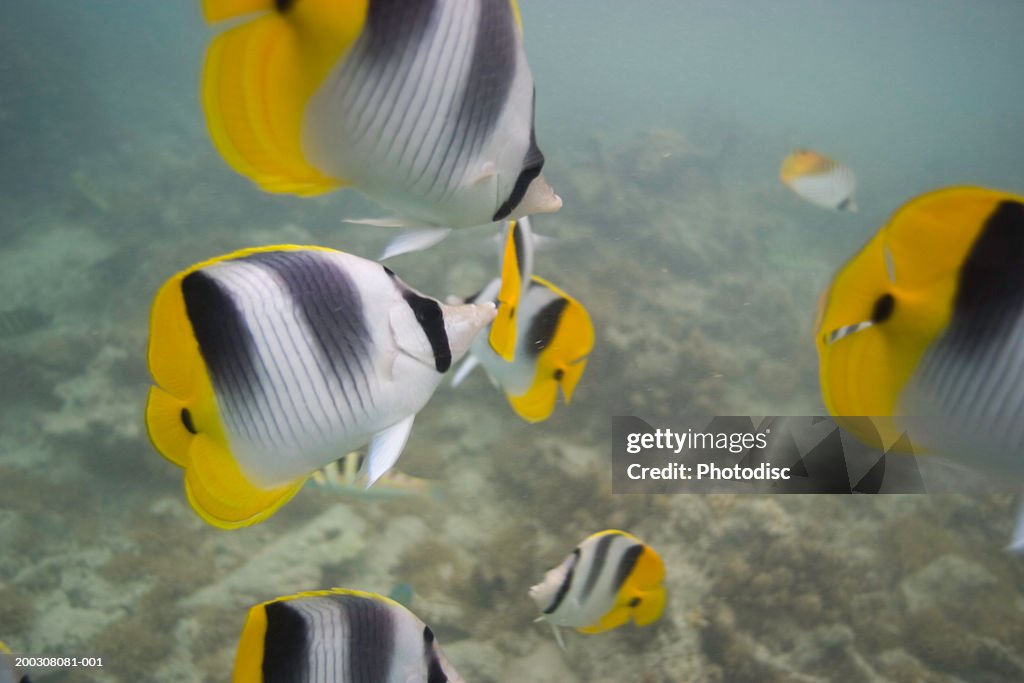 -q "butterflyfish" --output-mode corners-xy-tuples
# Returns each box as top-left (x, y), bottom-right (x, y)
(0, 642), (29, 683)
(309, 451), (441, 501)
(529, 530), (666, 650)
(232, 589), (465, 683)
(816, 186), (1024, 465)
(780, 149), (857, 212)
(146, 245), (494, 529)
(201, 0), (561, 231)
(452, 274), (593, 423)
